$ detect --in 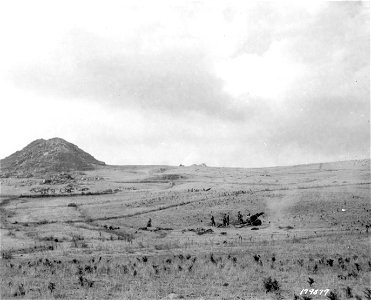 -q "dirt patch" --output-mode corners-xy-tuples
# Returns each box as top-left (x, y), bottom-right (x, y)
(183, 228), (214, 235)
